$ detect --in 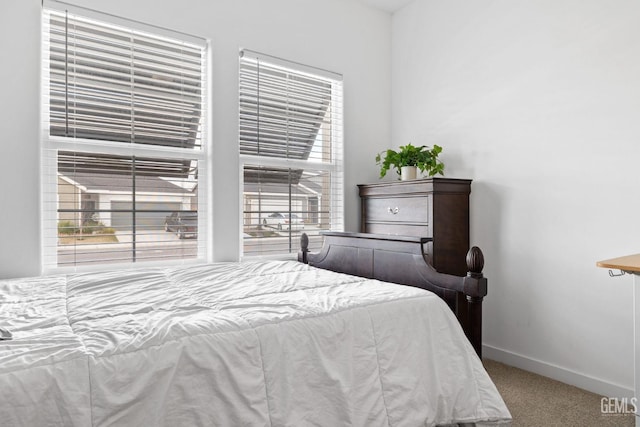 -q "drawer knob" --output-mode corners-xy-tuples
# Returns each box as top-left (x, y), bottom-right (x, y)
(388, 206), (399, 215)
